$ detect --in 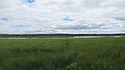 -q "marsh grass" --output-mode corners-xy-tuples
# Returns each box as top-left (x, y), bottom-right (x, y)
(0, 38), (125, 70)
